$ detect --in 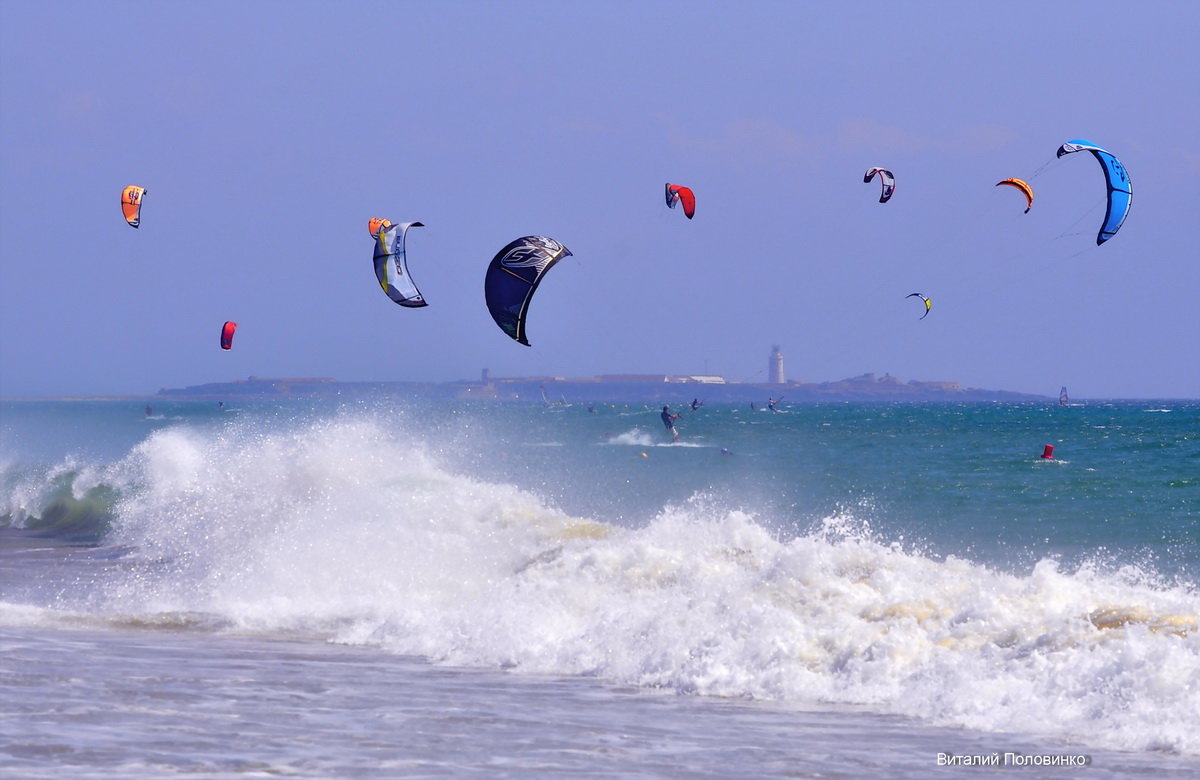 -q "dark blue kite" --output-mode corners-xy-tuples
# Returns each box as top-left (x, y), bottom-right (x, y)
(484, 236), (572, 346)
